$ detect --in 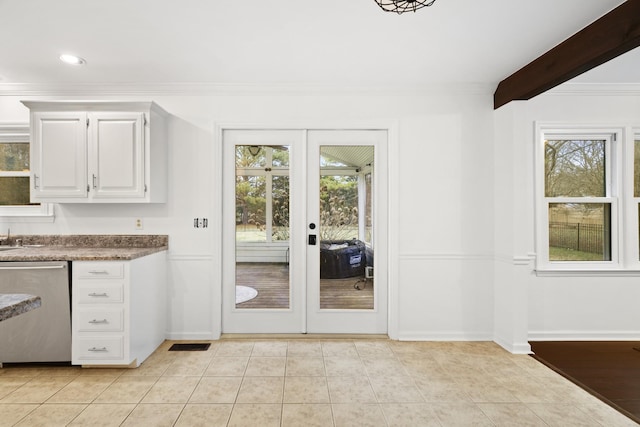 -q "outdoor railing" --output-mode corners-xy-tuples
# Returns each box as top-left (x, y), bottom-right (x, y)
(549, 222), (604, 254)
